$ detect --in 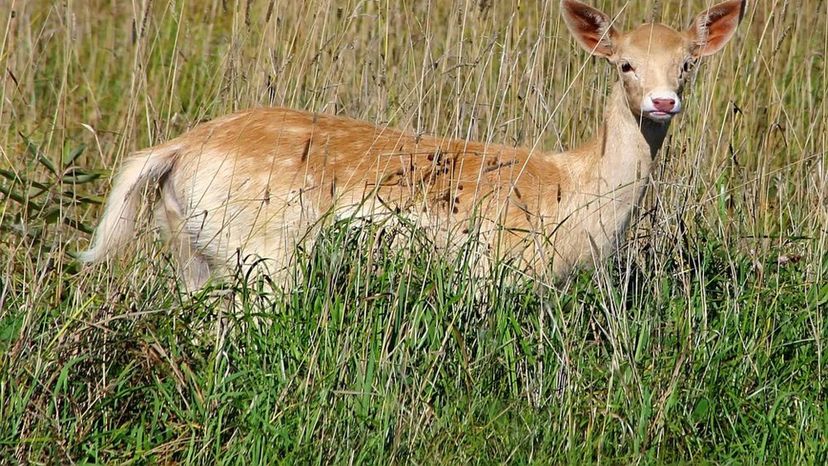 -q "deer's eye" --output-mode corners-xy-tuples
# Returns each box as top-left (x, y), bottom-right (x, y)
(682, 59), (696, 74)
(620, 62), (635, 73)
